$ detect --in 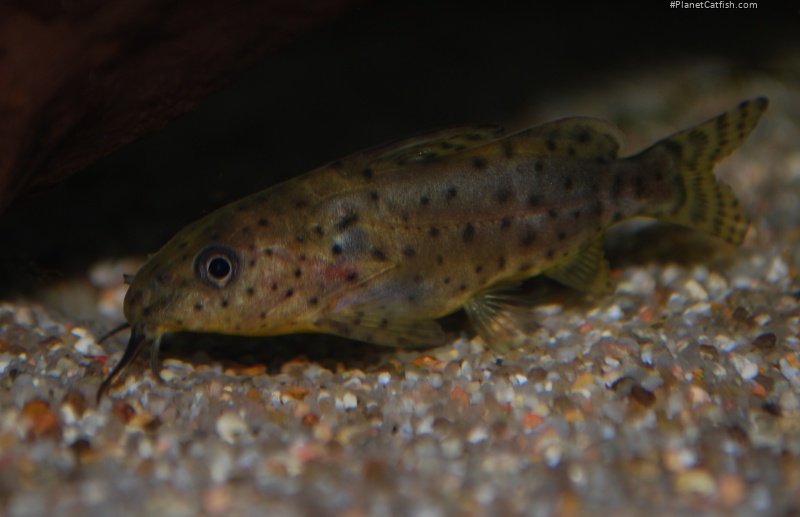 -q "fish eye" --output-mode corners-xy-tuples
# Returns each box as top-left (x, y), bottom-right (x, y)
(195, 245), (239, 288)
